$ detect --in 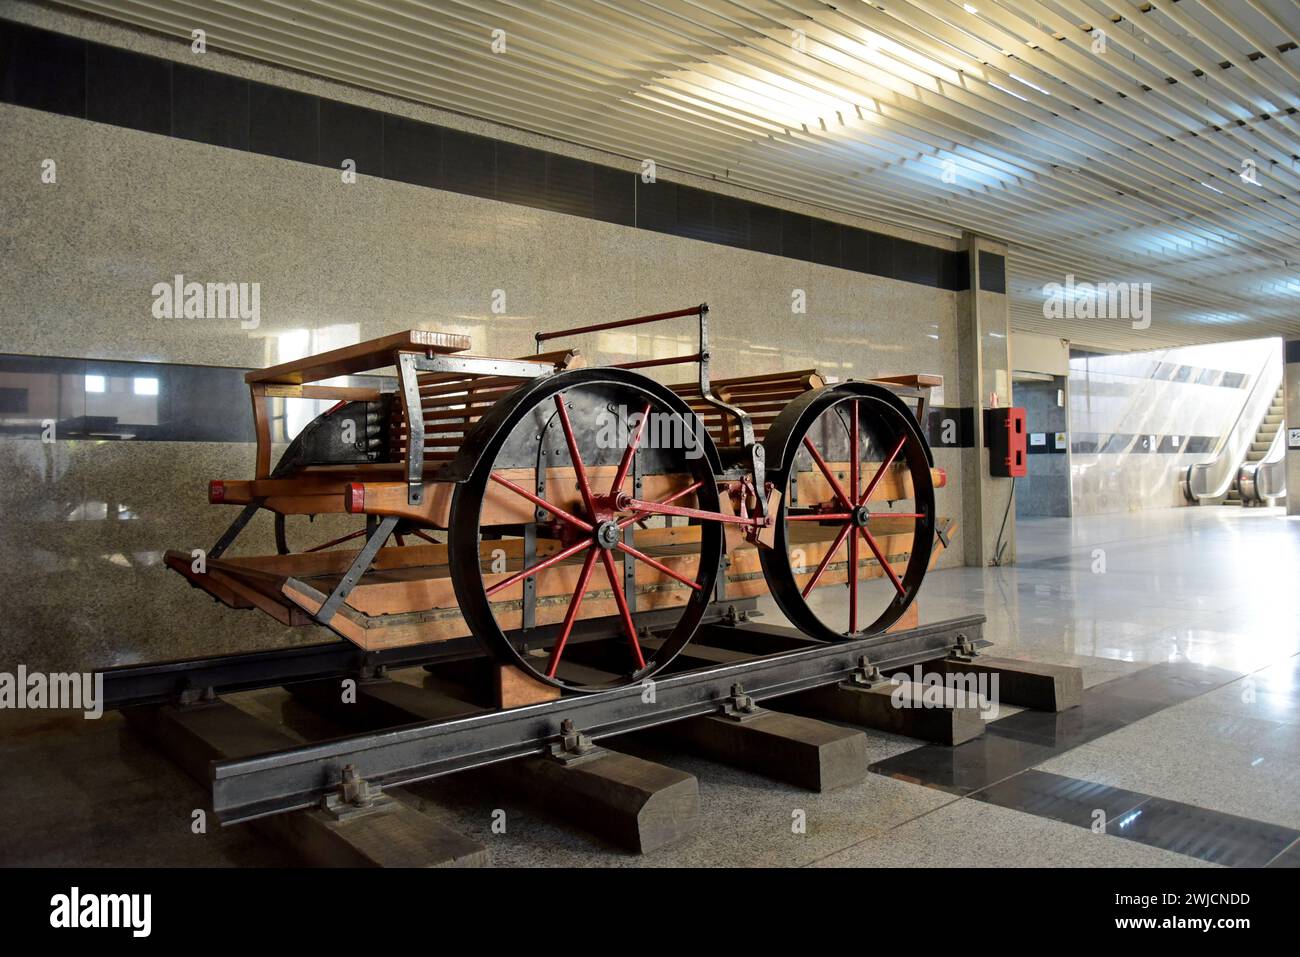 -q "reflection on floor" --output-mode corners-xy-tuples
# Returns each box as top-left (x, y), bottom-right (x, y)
(2, 506), (1299, 867)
